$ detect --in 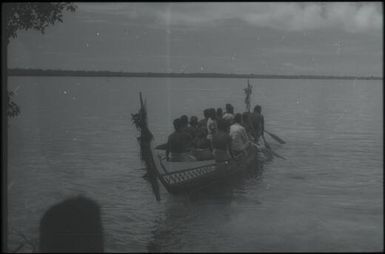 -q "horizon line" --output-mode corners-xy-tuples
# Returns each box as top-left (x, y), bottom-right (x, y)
(7, 68), (382, 80)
